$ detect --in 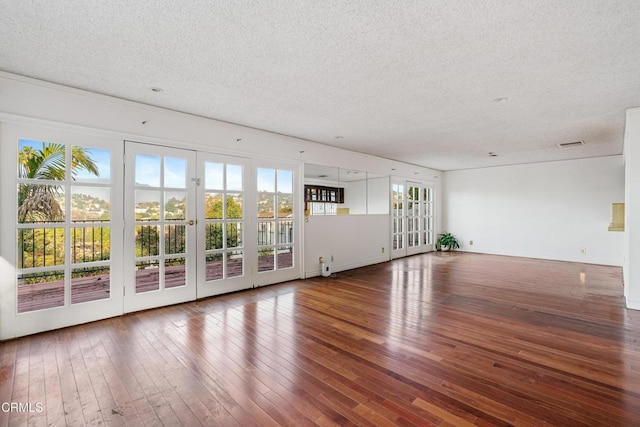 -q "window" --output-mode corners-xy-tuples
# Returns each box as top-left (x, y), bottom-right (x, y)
(17, 139), (113, 312)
